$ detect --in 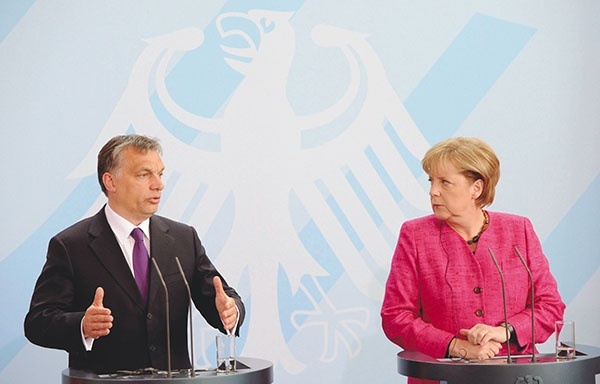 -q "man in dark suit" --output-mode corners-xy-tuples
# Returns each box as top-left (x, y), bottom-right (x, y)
(24, 134), (245, 373)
